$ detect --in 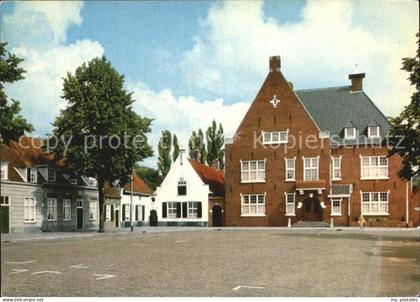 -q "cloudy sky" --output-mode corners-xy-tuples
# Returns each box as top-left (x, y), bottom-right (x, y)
(1, 0), (418, 167)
